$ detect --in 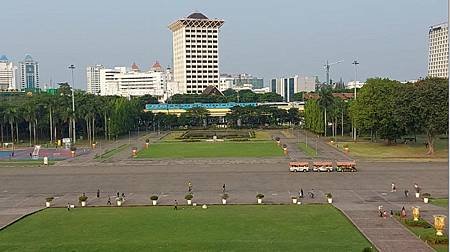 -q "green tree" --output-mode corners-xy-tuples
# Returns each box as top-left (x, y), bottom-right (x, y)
(413, 78), (448, 154)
